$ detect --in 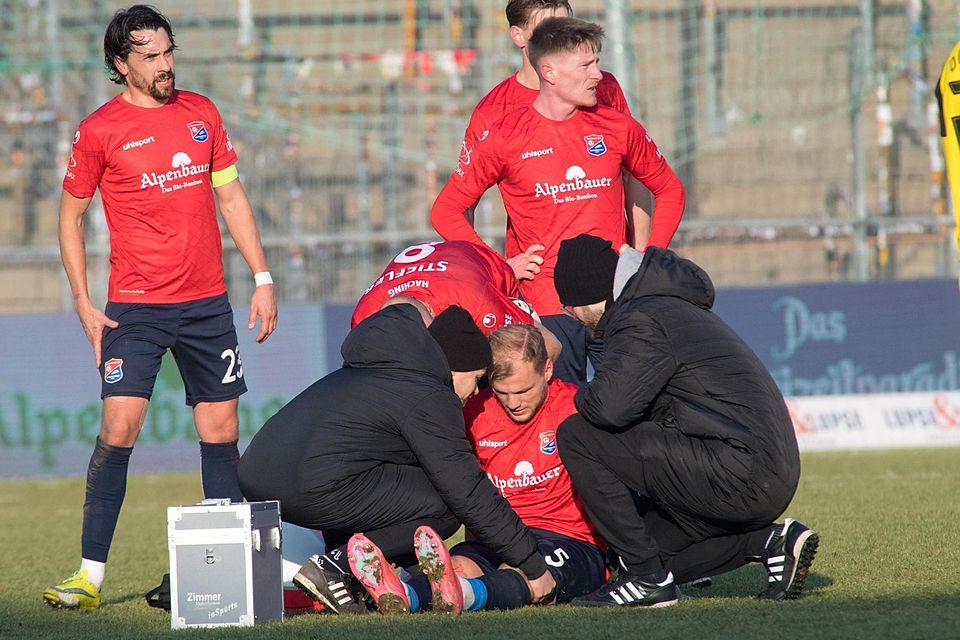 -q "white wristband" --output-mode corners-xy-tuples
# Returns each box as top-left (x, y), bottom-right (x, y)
(253, 271), (273, 287)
